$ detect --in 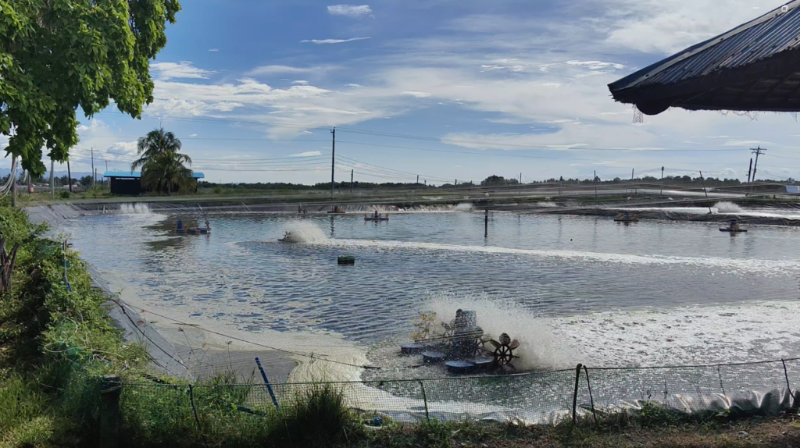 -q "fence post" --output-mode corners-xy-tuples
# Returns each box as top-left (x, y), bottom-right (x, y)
(255, 357), (280, 410)
(782, 359), (794, 408)
(582, 365), (598, 425)
(99, 375), (122, 448)
(417, 380), (430, 422)
(572, 363), (582, 424)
